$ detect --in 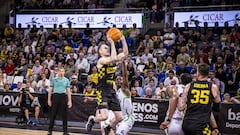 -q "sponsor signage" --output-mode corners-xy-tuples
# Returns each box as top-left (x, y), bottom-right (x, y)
(0, 92), (168, 129)
(15, 13), (143, 28)
(219, 103), (240, 133)
(132, 98), (168, 128)
(174, 10), (240, 27)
